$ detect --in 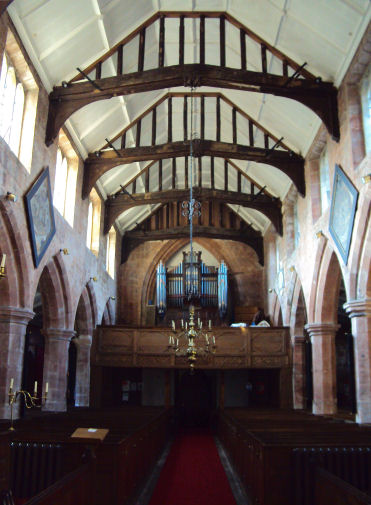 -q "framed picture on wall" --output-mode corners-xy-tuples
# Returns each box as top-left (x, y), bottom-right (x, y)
(24, 167), (56, 268)
(329, 164), (358, 264)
